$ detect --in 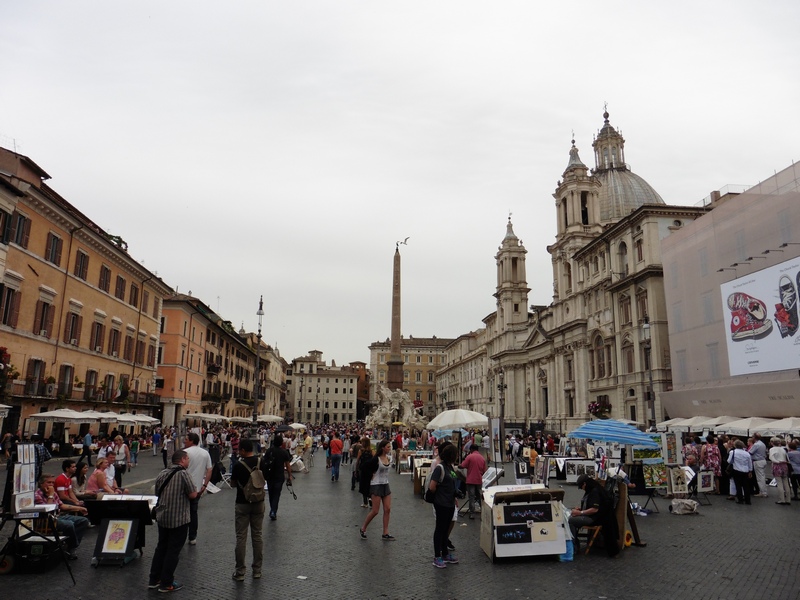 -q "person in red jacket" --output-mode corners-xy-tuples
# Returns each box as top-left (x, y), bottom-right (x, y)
(459, 445), (487, 519)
